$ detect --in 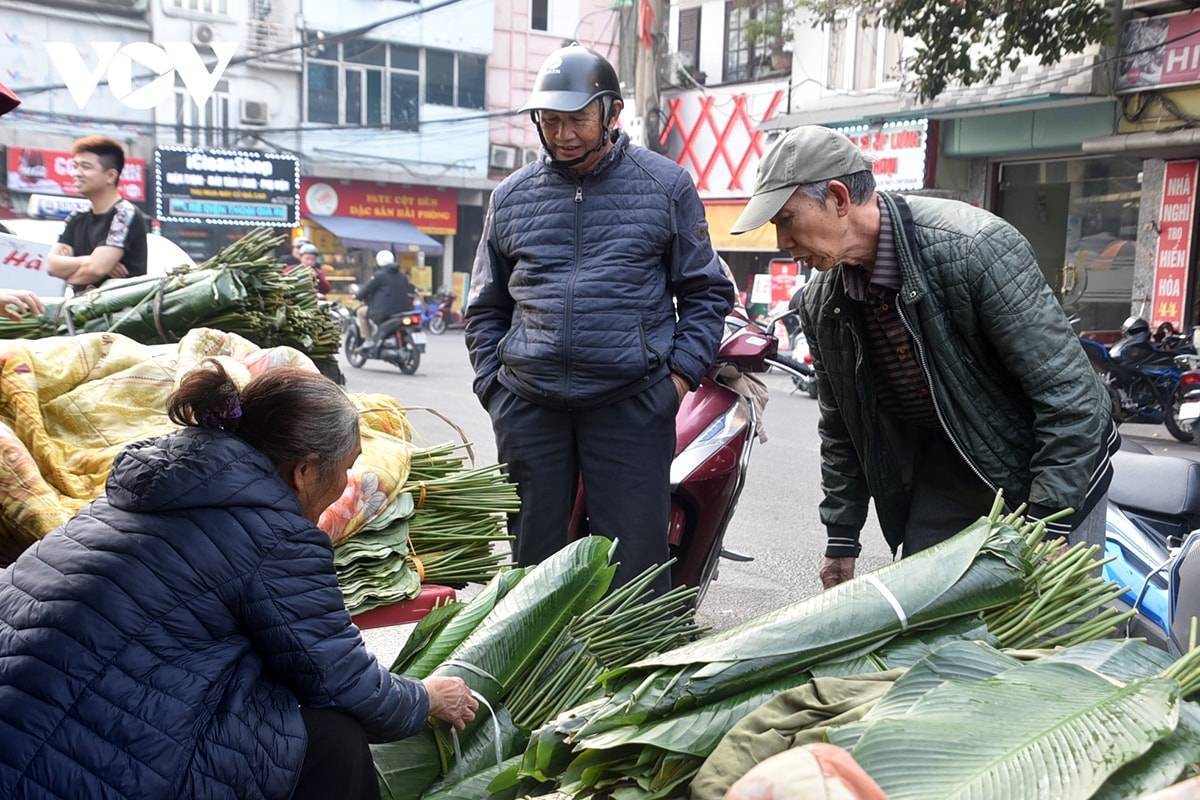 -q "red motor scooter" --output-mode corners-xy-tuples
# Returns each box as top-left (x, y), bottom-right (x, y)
(569, 308), (810, 606)
(428, 291), (466, 335)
